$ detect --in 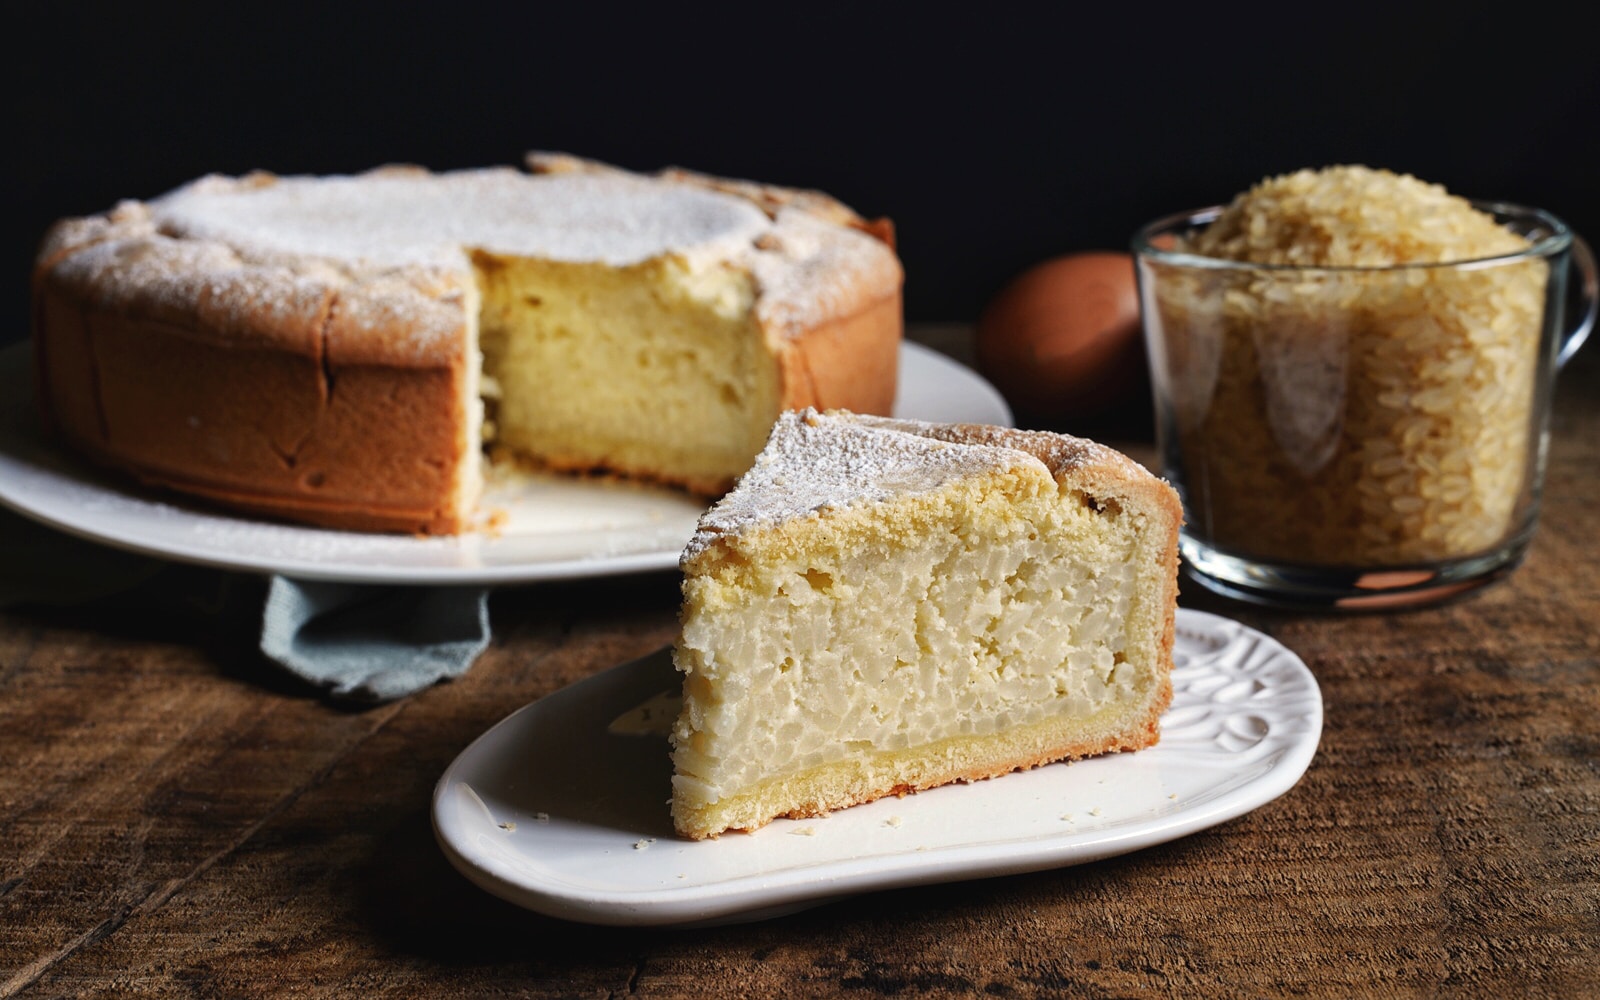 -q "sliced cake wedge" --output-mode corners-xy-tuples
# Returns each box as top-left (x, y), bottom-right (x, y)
(670, 408), (1182, 839)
